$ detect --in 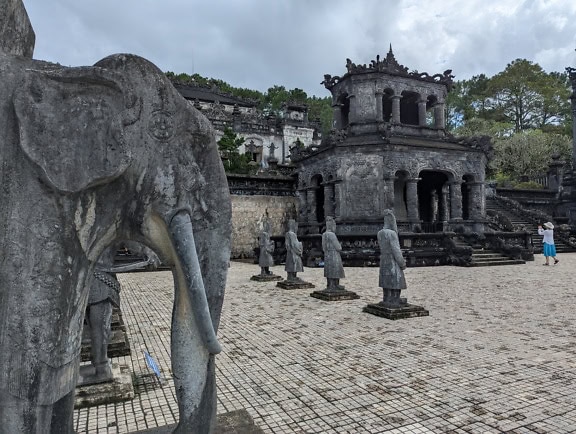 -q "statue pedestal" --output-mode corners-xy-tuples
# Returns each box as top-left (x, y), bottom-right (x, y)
(75, 363), (134, 408)
(363, 301), (429, 320)
(276, 279), (315, 290)
(250, 274), (283, 282)
(310, 289), (359, 301)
